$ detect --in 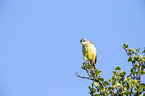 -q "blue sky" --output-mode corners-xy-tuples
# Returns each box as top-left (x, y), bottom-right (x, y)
(0, 0), (145, 96)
